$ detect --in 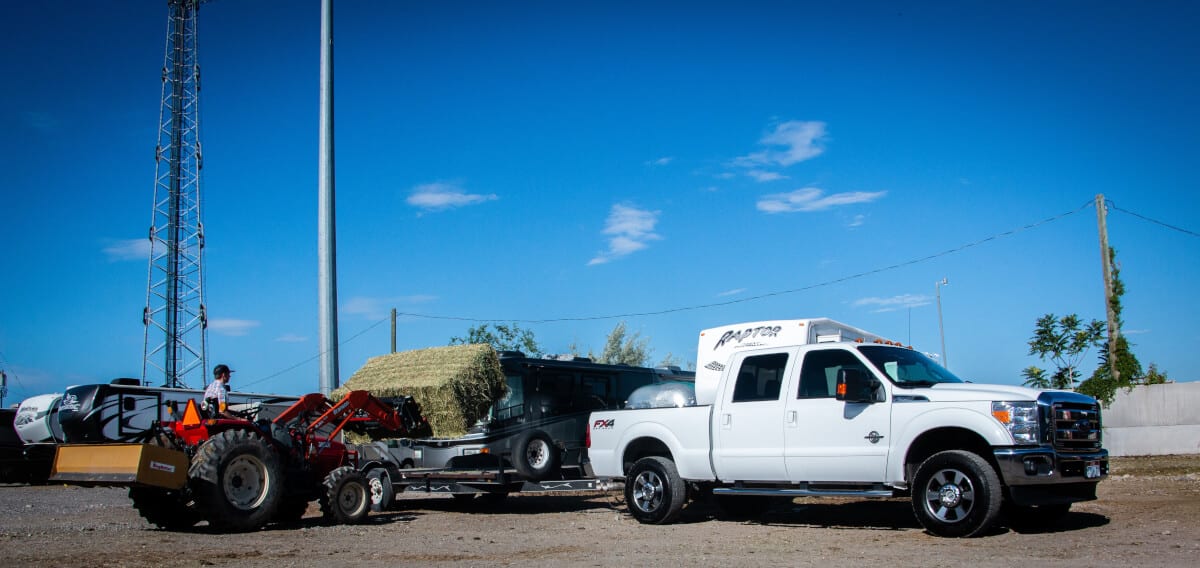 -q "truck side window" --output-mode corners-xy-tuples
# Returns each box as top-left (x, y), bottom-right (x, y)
(731, 353), (787, 402)
(798, 349), (870, 398)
